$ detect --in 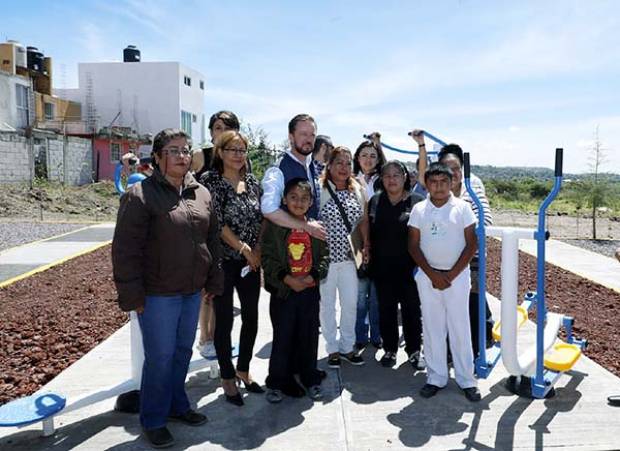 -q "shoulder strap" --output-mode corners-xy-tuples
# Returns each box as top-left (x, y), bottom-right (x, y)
(326, 183), (353, 233)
